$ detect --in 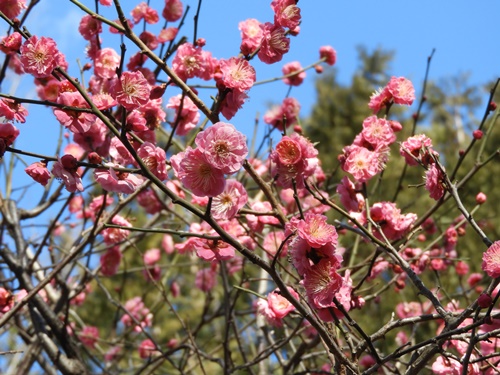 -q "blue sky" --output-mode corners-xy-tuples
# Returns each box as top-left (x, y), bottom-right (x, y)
(2, 0), (499, 193)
